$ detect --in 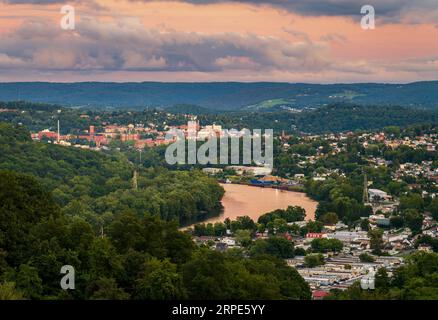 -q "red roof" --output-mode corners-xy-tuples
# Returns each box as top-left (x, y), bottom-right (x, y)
(312, 291), (329, 299)
(306, 233), (325, 238)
